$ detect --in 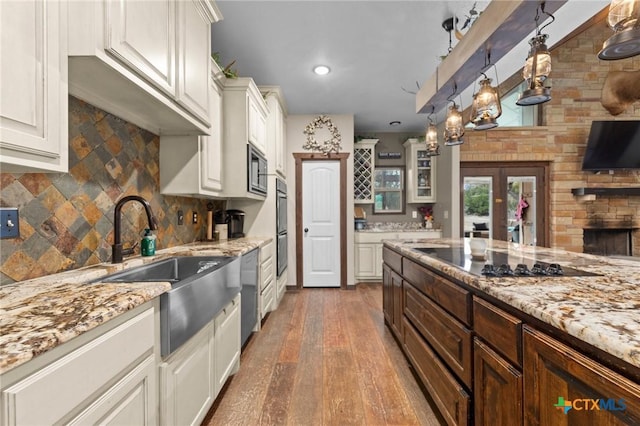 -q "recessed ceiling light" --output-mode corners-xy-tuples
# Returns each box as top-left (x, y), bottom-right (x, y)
(313, 65), (331, 76)
(389, 120), (402, 126)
